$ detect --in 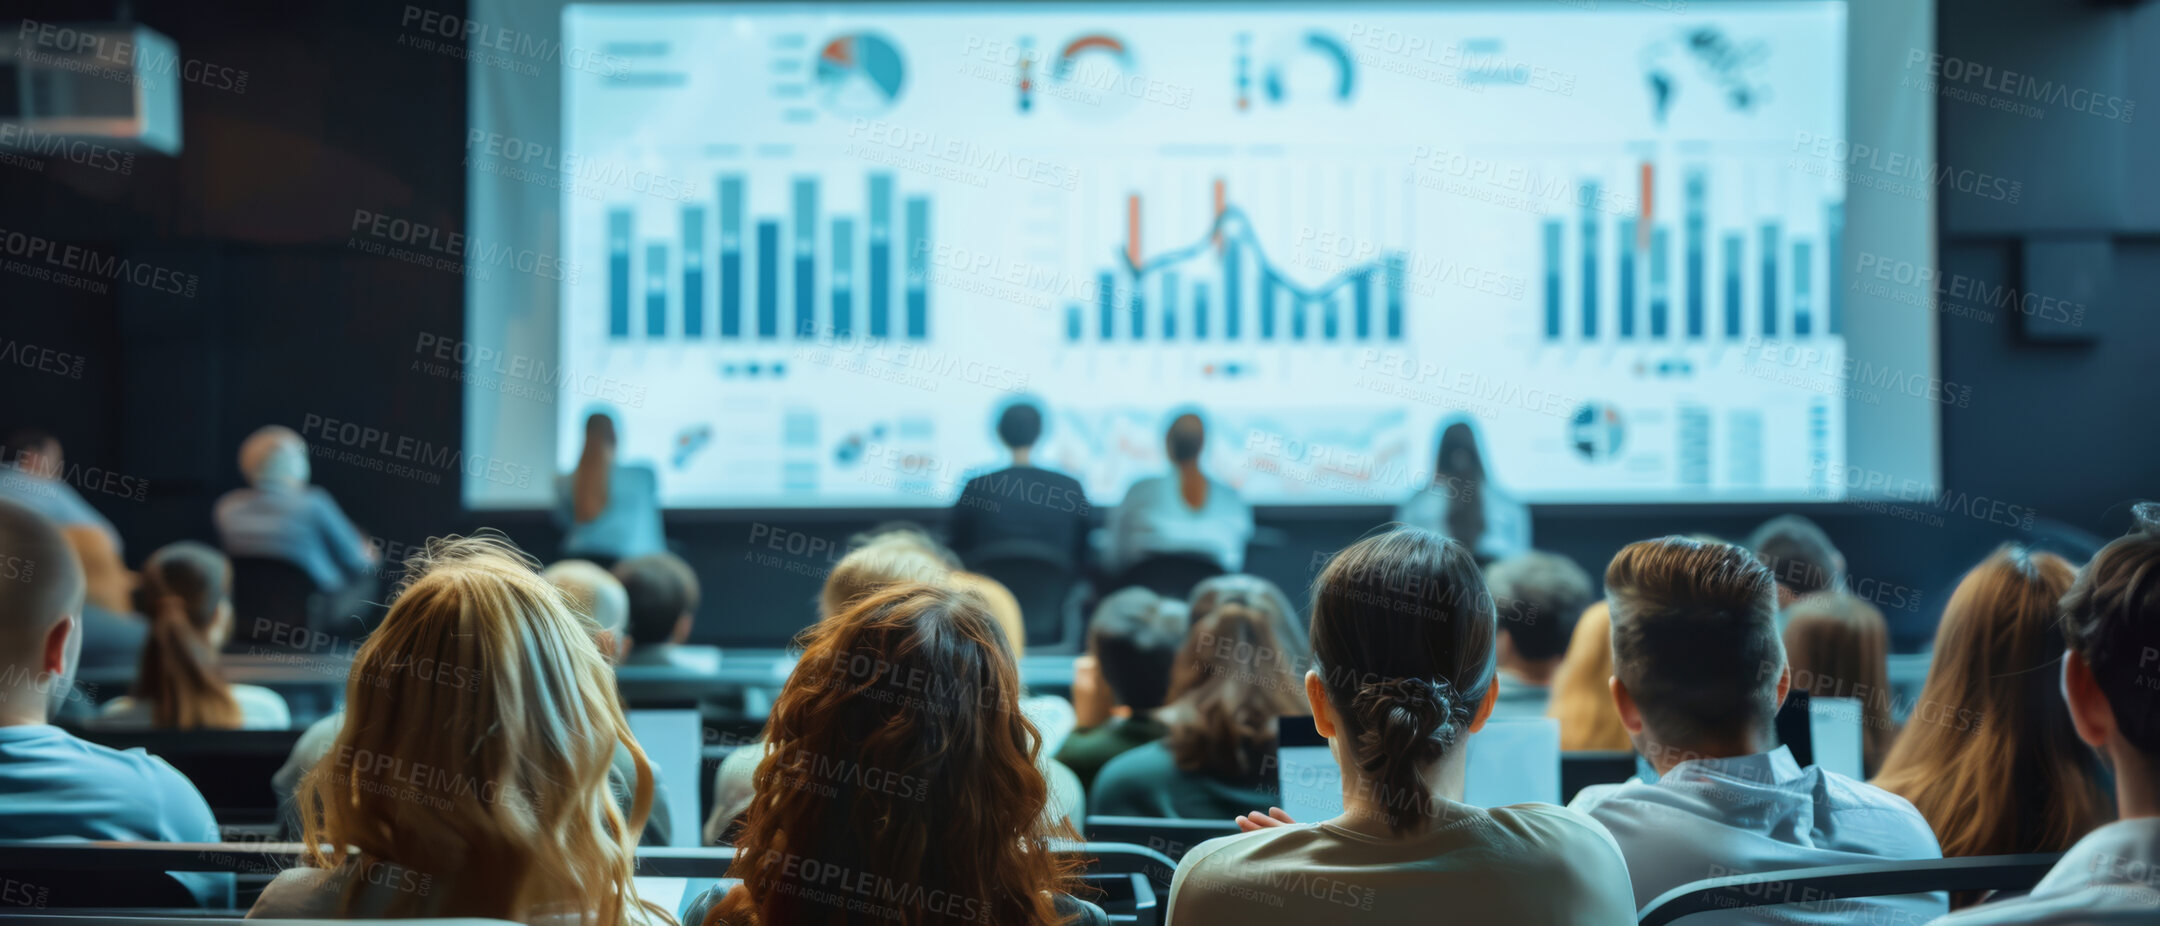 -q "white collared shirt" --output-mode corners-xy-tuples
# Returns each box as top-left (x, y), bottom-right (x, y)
(1929, 818), (2160, 925)
(1570, 745), (1946, 925)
